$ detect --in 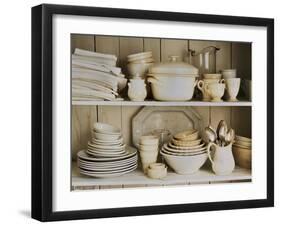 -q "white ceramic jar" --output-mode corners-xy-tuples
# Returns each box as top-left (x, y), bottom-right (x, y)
(128, 78), (147, 101)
